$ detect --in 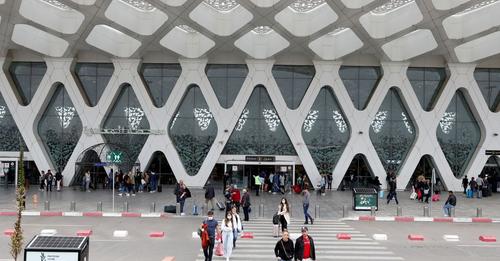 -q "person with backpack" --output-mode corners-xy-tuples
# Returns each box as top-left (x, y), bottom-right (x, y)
(274, 230), (294, 261)
(231, 185), (241, 213)
(205, 181), (216, 211)
(201, 210), (218, 261)
(386, 178), (398, 205)
(55, 170), (63, 191)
